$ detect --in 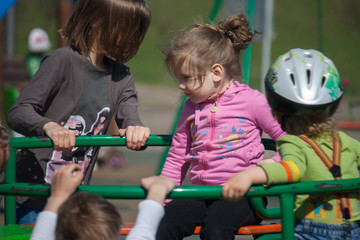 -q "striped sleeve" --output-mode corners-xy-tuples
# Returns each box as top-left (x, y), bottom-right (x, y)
(261, 160), (301, 184)
(261, 135), (306, 185)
